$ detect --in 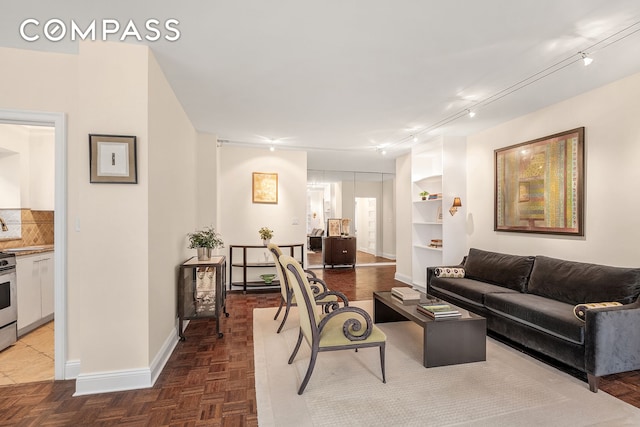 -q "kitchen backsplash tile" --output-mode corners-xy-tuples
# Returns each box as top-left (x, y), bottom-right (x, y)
(0, 209), (54, 250)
